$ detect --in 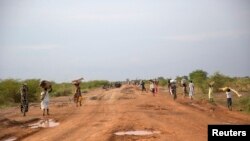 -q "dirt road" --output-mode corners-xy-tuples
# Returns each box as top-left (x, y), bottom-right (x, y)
(1, 85), (250, 141)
